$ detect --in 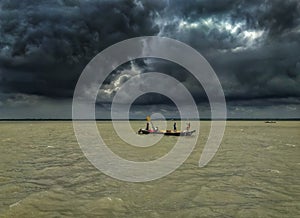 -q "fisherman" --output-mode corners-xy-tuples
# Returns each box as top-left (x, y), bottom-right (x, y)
(173, 122), (177, 131)
(186, 122), (190, 131)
